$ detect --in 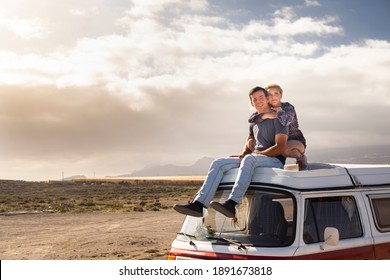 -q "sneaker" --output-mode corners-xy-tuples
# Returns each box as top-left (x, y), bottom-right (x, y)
(297, 154), (308, 171)
(173, 202), (203, 217)
(210, 200), (236, 218)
